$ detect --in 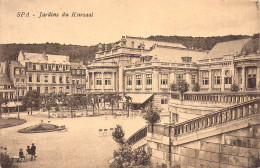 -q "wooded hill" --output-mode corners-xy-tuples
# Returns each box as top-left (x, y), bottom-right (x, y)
(0, 35), (252, 64)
